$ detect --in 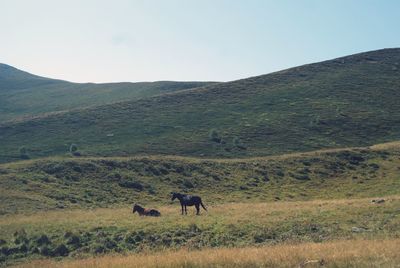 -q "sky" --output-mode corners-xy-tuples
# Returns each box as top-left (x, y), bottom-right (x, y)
(1, 0), (400, 83)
